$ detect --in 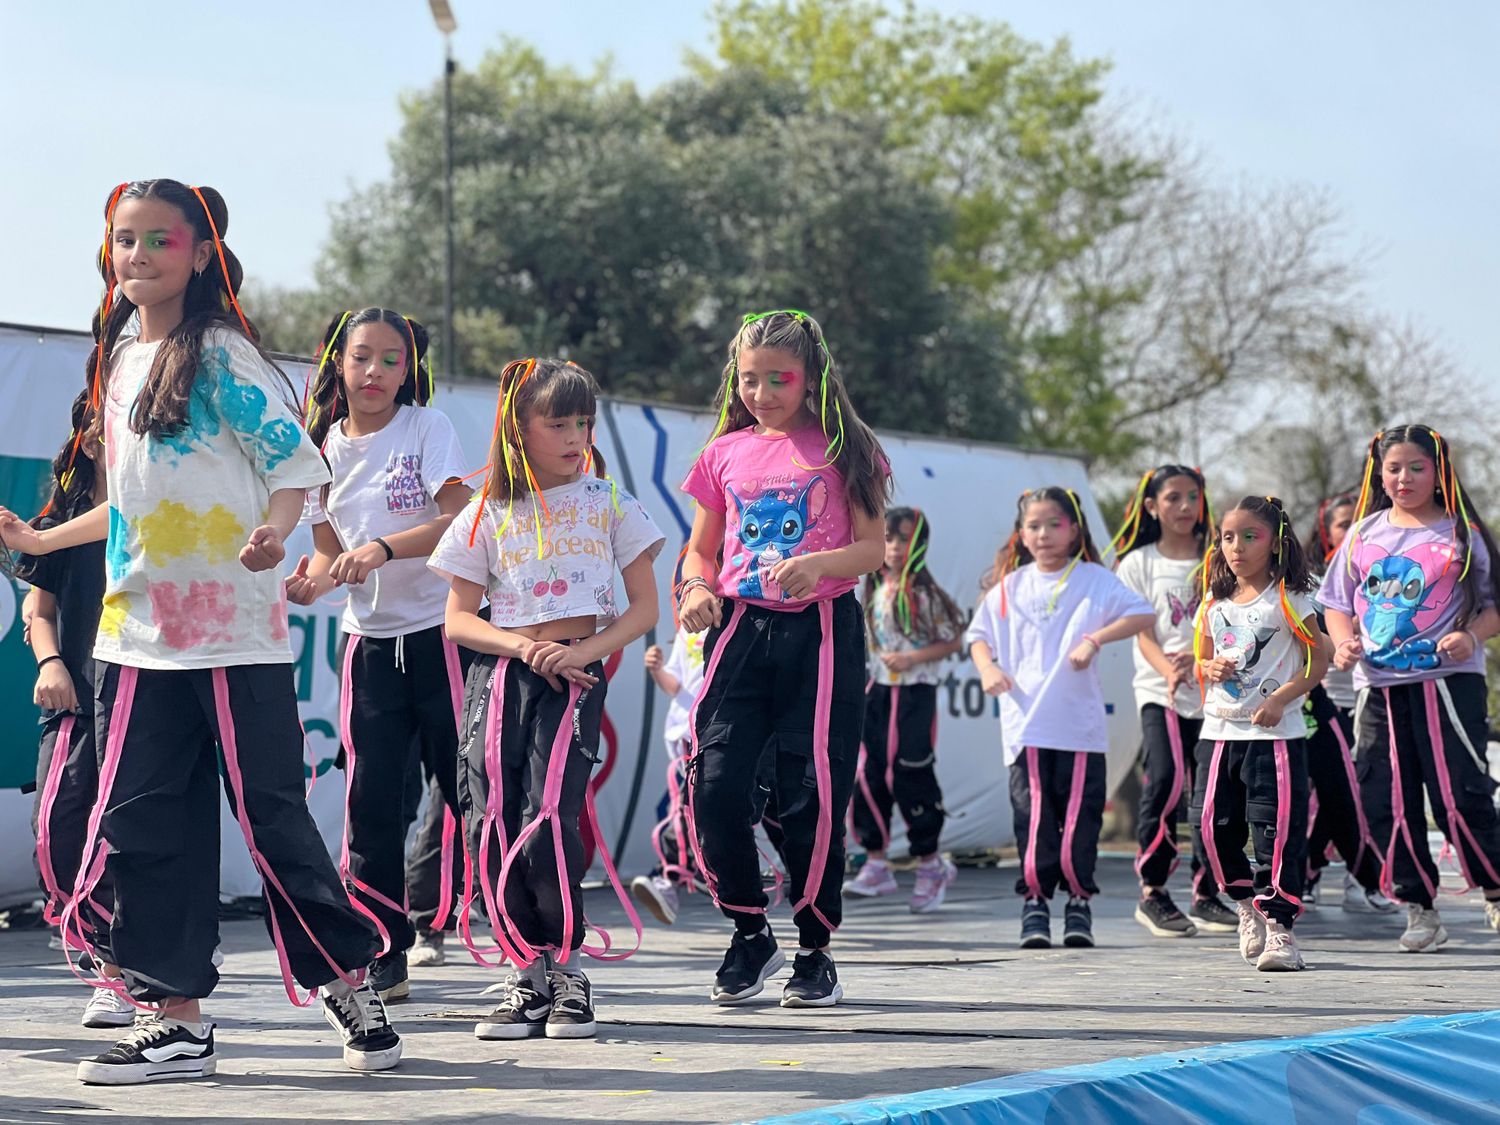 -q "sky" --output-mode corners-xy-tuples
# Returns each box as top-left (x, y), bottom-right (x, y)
(1, 1), (1495, 384)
